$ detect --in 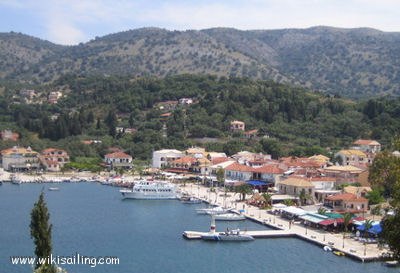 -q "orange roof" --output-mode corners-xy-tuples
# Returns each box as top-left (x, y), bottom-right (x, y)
(160, 112), (172, 117)
(212, 157), (231, 165)
(310, 177), (336, 182)
(280, 157), (322, 168)
(225, 162), (255, 172)
(105, 152), (132, 159)
(245, 129), (258, 135)
(353, 139), (380, 146)
(171, 156), (197, 164)
(325, 193), (367, 202)
(42, 148), (67, 155)
(254, 164), (284, 174)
